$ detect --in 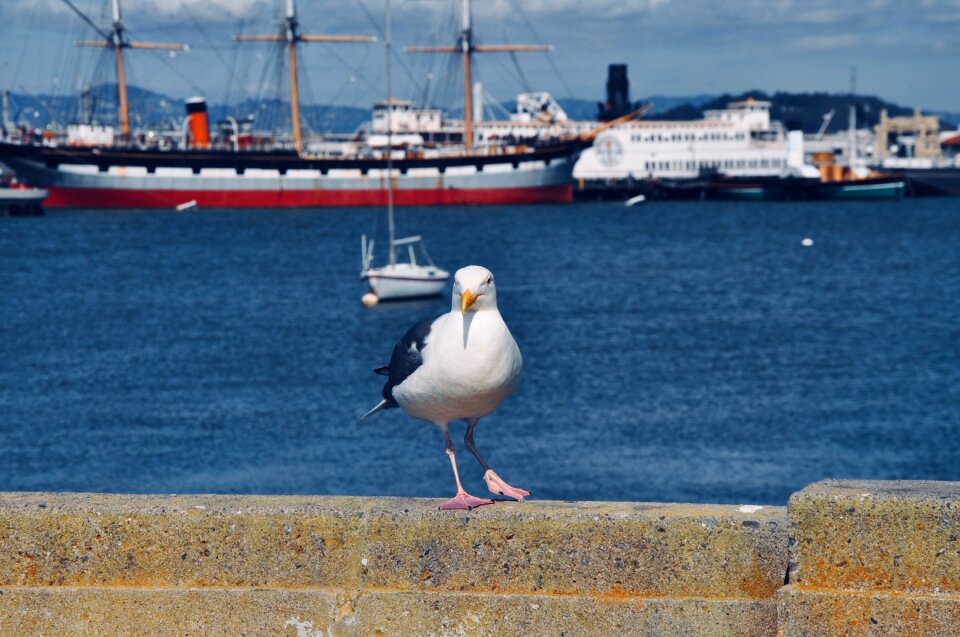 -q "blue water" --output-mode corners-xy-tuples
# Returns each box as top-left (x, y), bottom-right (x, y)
(1, 200), (958, 505)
